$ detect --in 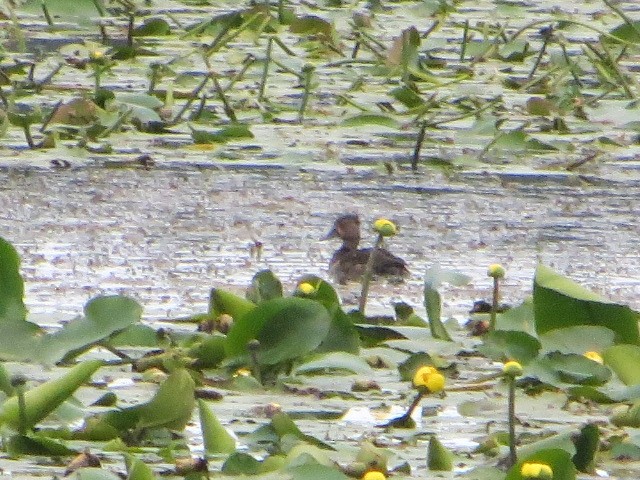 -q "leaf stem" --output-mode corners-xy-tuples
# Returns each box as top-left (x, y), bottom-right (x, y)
(358, 234), (384, 314)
